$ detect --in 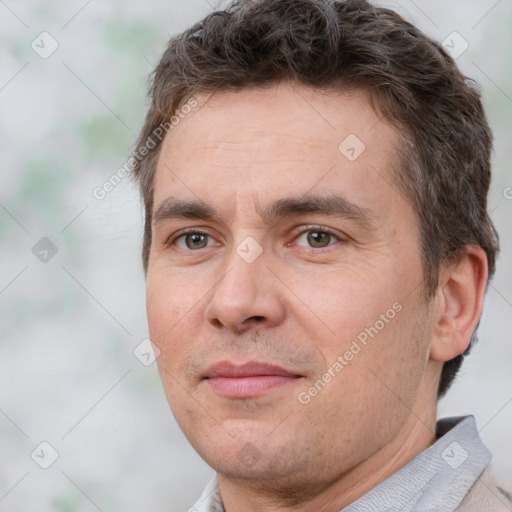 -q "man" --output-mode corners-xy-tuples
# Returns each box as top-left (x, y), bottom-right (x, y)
(131, 0), (511, 510)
